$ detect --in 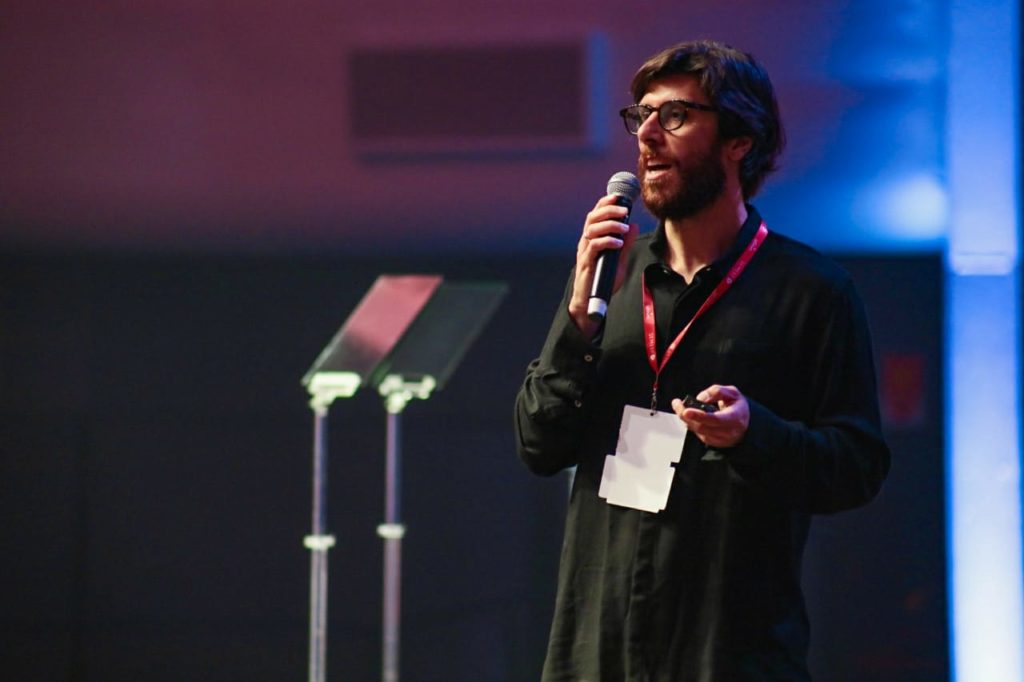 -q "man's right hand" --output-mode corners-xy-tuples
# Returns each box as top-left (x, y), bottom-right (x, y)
(568, 194), (639, 339)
